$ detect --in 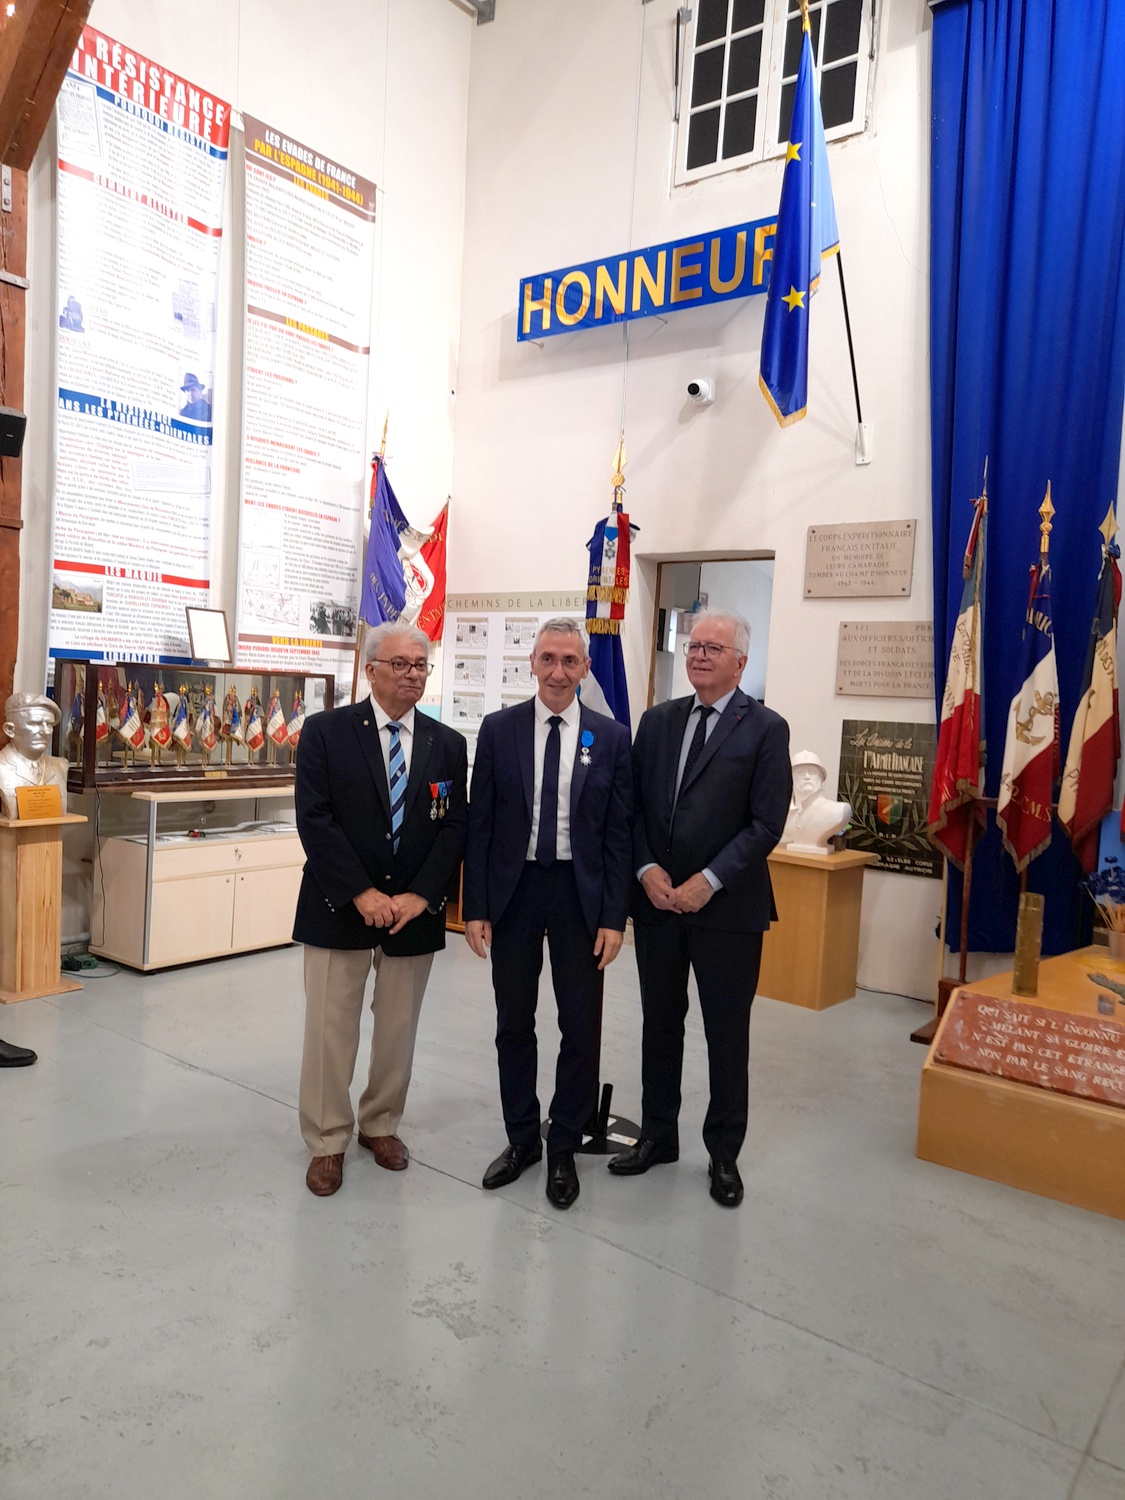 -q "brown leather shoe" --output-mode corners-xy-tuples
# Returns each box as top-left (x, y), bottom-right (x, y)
(306, 1153), (344, 1196)
(357, 1132), (409, 1171)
